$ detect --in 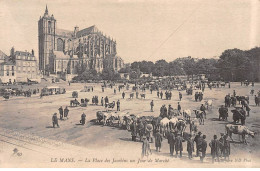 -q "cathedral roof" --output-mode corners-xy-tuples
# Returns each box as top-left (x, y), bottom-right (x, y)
(76, 25), (98, 38)
(0, 50), (7, 60)
(56, 29), (74, 38)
